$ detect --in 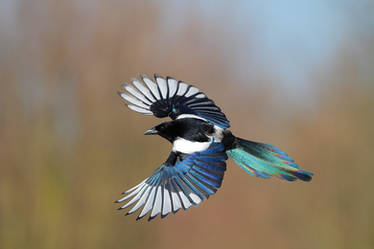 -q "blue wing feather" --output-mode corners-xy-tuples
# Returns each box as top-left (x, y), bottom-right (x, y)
(116, 142), (228, 220)
(195, 160), (226, 172)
